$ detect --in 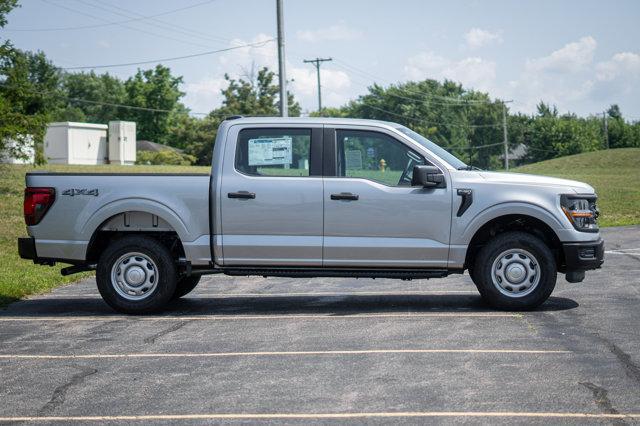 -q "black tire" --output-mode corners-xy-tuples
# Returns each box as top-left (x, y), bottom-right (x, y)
(473, 231), (556, 310)
(172, 276), (201, 299)
(96, 235), (177, 314)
